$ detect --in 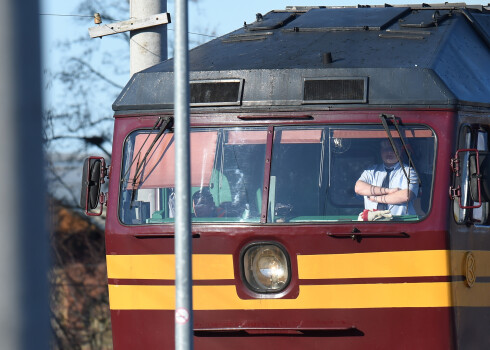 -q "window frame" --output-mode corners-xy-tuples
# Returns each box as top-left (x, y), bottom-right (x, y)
(452, 124), (489, 226)
(117, 123), (438, 226)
